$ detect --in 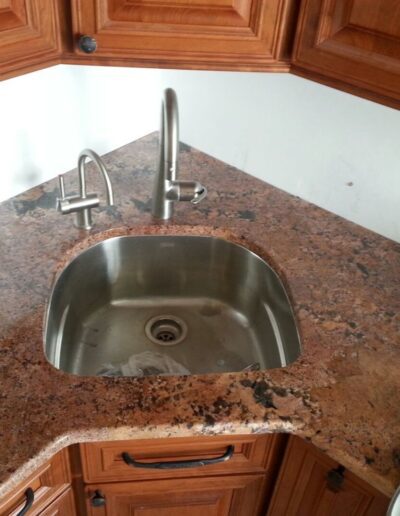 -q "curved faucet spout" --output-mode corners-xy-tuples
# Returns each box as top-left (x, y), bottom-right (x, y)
(58, 148), (114, 230)
(78, 149), (114, 206)
(152, 88), (207, 220)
